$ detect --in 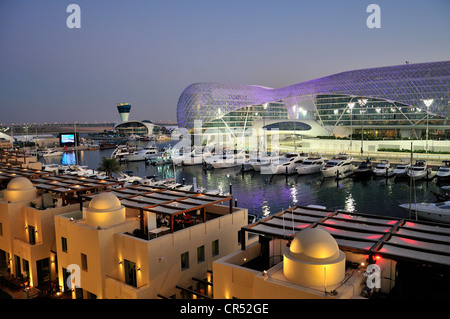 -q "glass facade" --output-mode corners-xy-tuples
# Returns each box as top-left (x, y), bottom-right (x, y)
(176, 61), (450, 138)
